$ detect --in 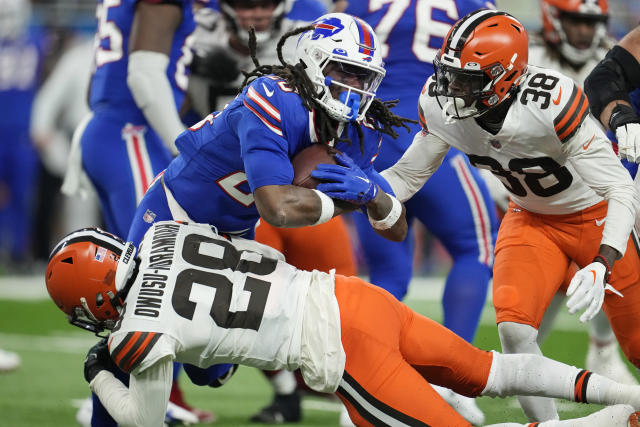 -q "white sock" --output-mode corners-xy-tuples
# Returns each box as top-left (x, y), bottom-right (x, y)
(269, 370), (297, 395)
